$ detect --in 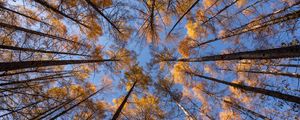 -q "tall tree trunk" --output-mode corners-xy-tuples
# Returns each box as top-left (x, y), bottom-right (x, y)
(194, 7), (300, 47)
(220, 68), (300, 78)
(223, 100), (270, 120)
(84, 0), (121, 33)
(32, 0), (89, 28)
(0, 22), (87, 46)
(0, 45), (91, 57)
(0, 59), (118, 72)
(0, 73), (70, 86)
(0, 5), (50, 25)
(156, 83), (197, 120)
(30, 94), (83, 120)
(112, 80), (137, 120)
(187, 71), (300, 104)
(163, 45), (300, 62)
(0, 99), (47, 118)
(48, 87), (106, 120)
